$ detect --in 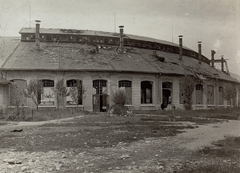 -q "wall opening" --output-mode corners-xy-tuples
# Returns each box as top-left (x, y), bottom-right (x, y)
(207, 85), (214, 105)
(39, 79), (54, 106)
(141, 81), (153, 104)
(119, 80), (132, 105)
(196, 84), (203, 104)
(93, 80), (108, 112)
(66, 79), (83, 106)
(9, 79), (27, 106)
(219, 86), (224, 105)
(161, 82), (172, 109)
